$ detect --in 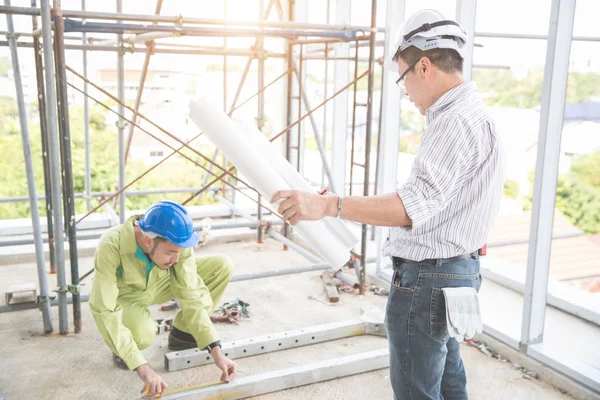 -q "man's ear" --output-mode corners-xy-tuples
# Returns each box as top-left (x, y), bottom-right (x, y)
(143, 235), (153, 249)
(419, 57), (432, 77)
